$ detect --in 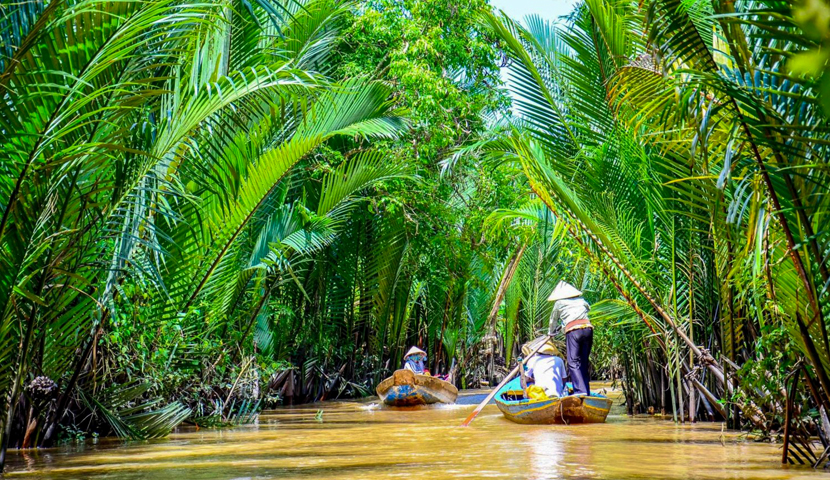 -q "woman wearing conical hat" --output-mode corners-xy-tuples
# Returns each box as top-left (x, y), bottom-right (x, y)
(522, 336), (567, 397)
(548, 281), (593, 395)
(402, 346), (428, 375)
